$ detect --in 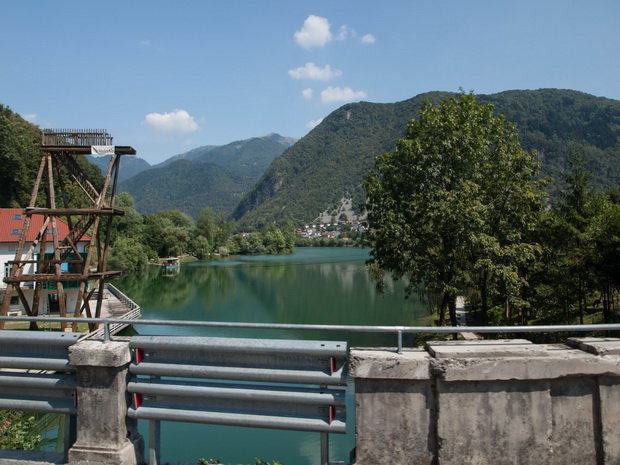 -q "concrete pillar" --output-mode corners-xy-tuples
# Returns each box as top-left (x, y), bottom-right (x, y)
(68, 339), (144, 465)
